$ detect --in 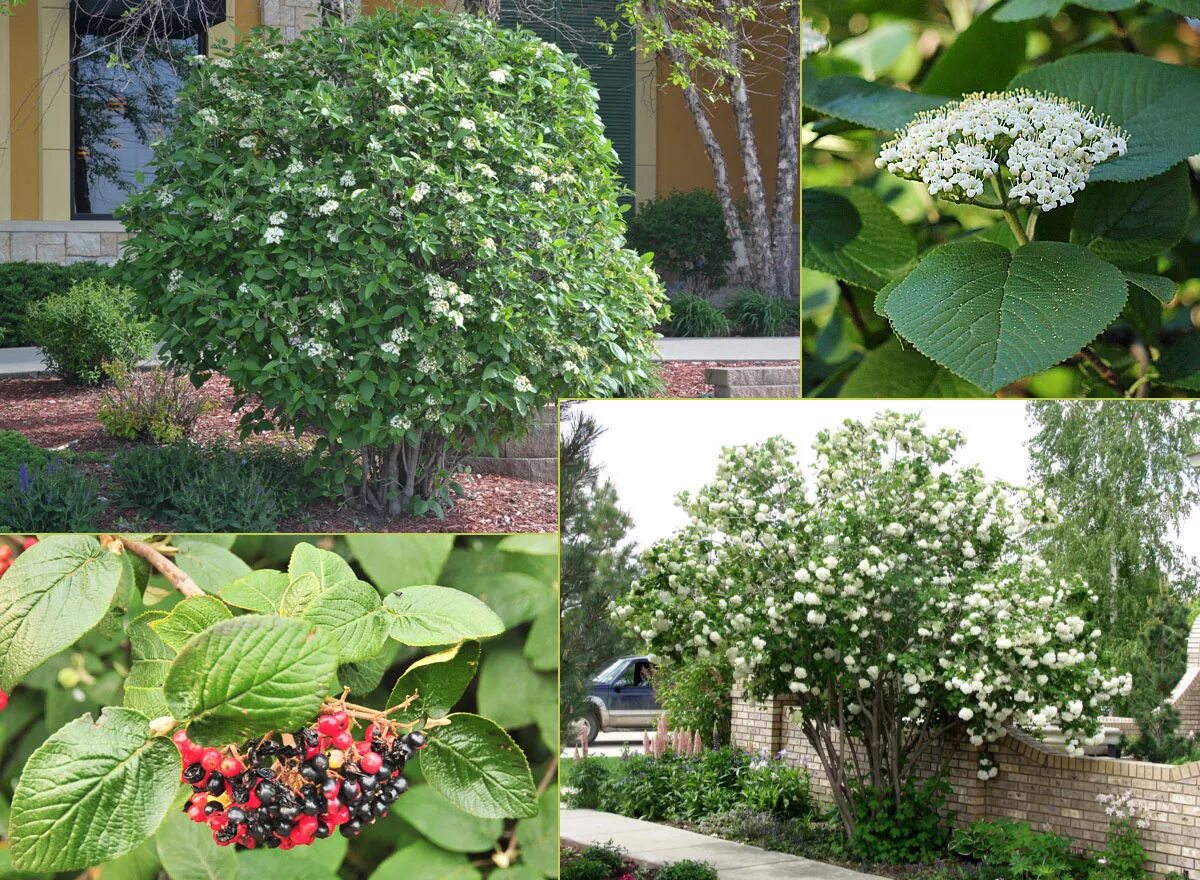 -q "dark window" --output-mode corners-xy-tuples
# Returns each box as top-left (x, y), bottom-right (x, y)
(500, 0), (637, 201)
(70, 2), (215, 218)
